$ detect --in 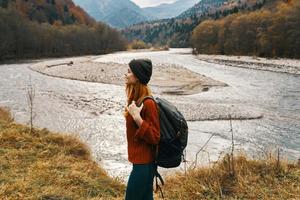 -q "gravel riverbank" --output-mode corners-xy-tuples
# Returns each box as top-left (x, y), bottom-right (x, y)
(29, 56), (263, 121)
